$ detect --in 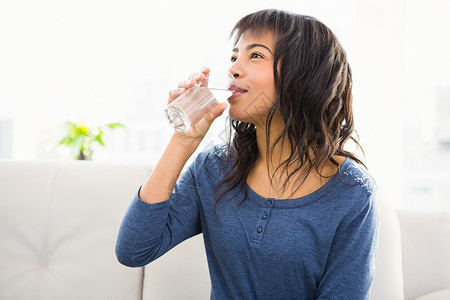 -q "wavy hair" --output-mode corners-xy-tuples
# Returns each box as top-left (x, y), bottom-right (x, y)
(215, 9), (364, 207)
